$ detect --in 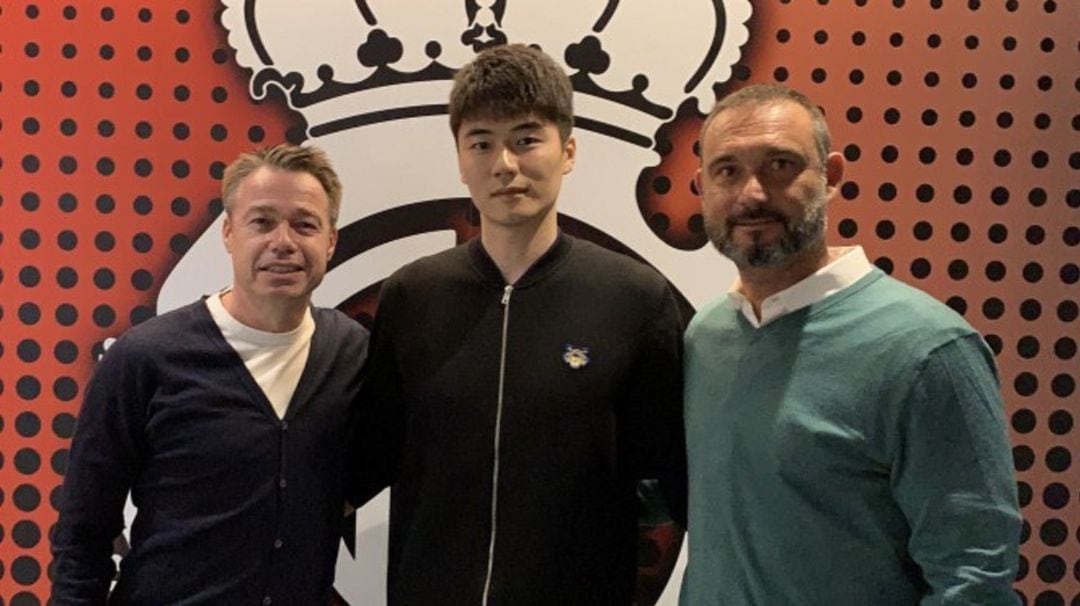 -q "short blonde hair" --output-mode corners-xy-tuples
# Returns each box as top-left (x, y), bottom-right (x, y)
(221, 144), (343, 226)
